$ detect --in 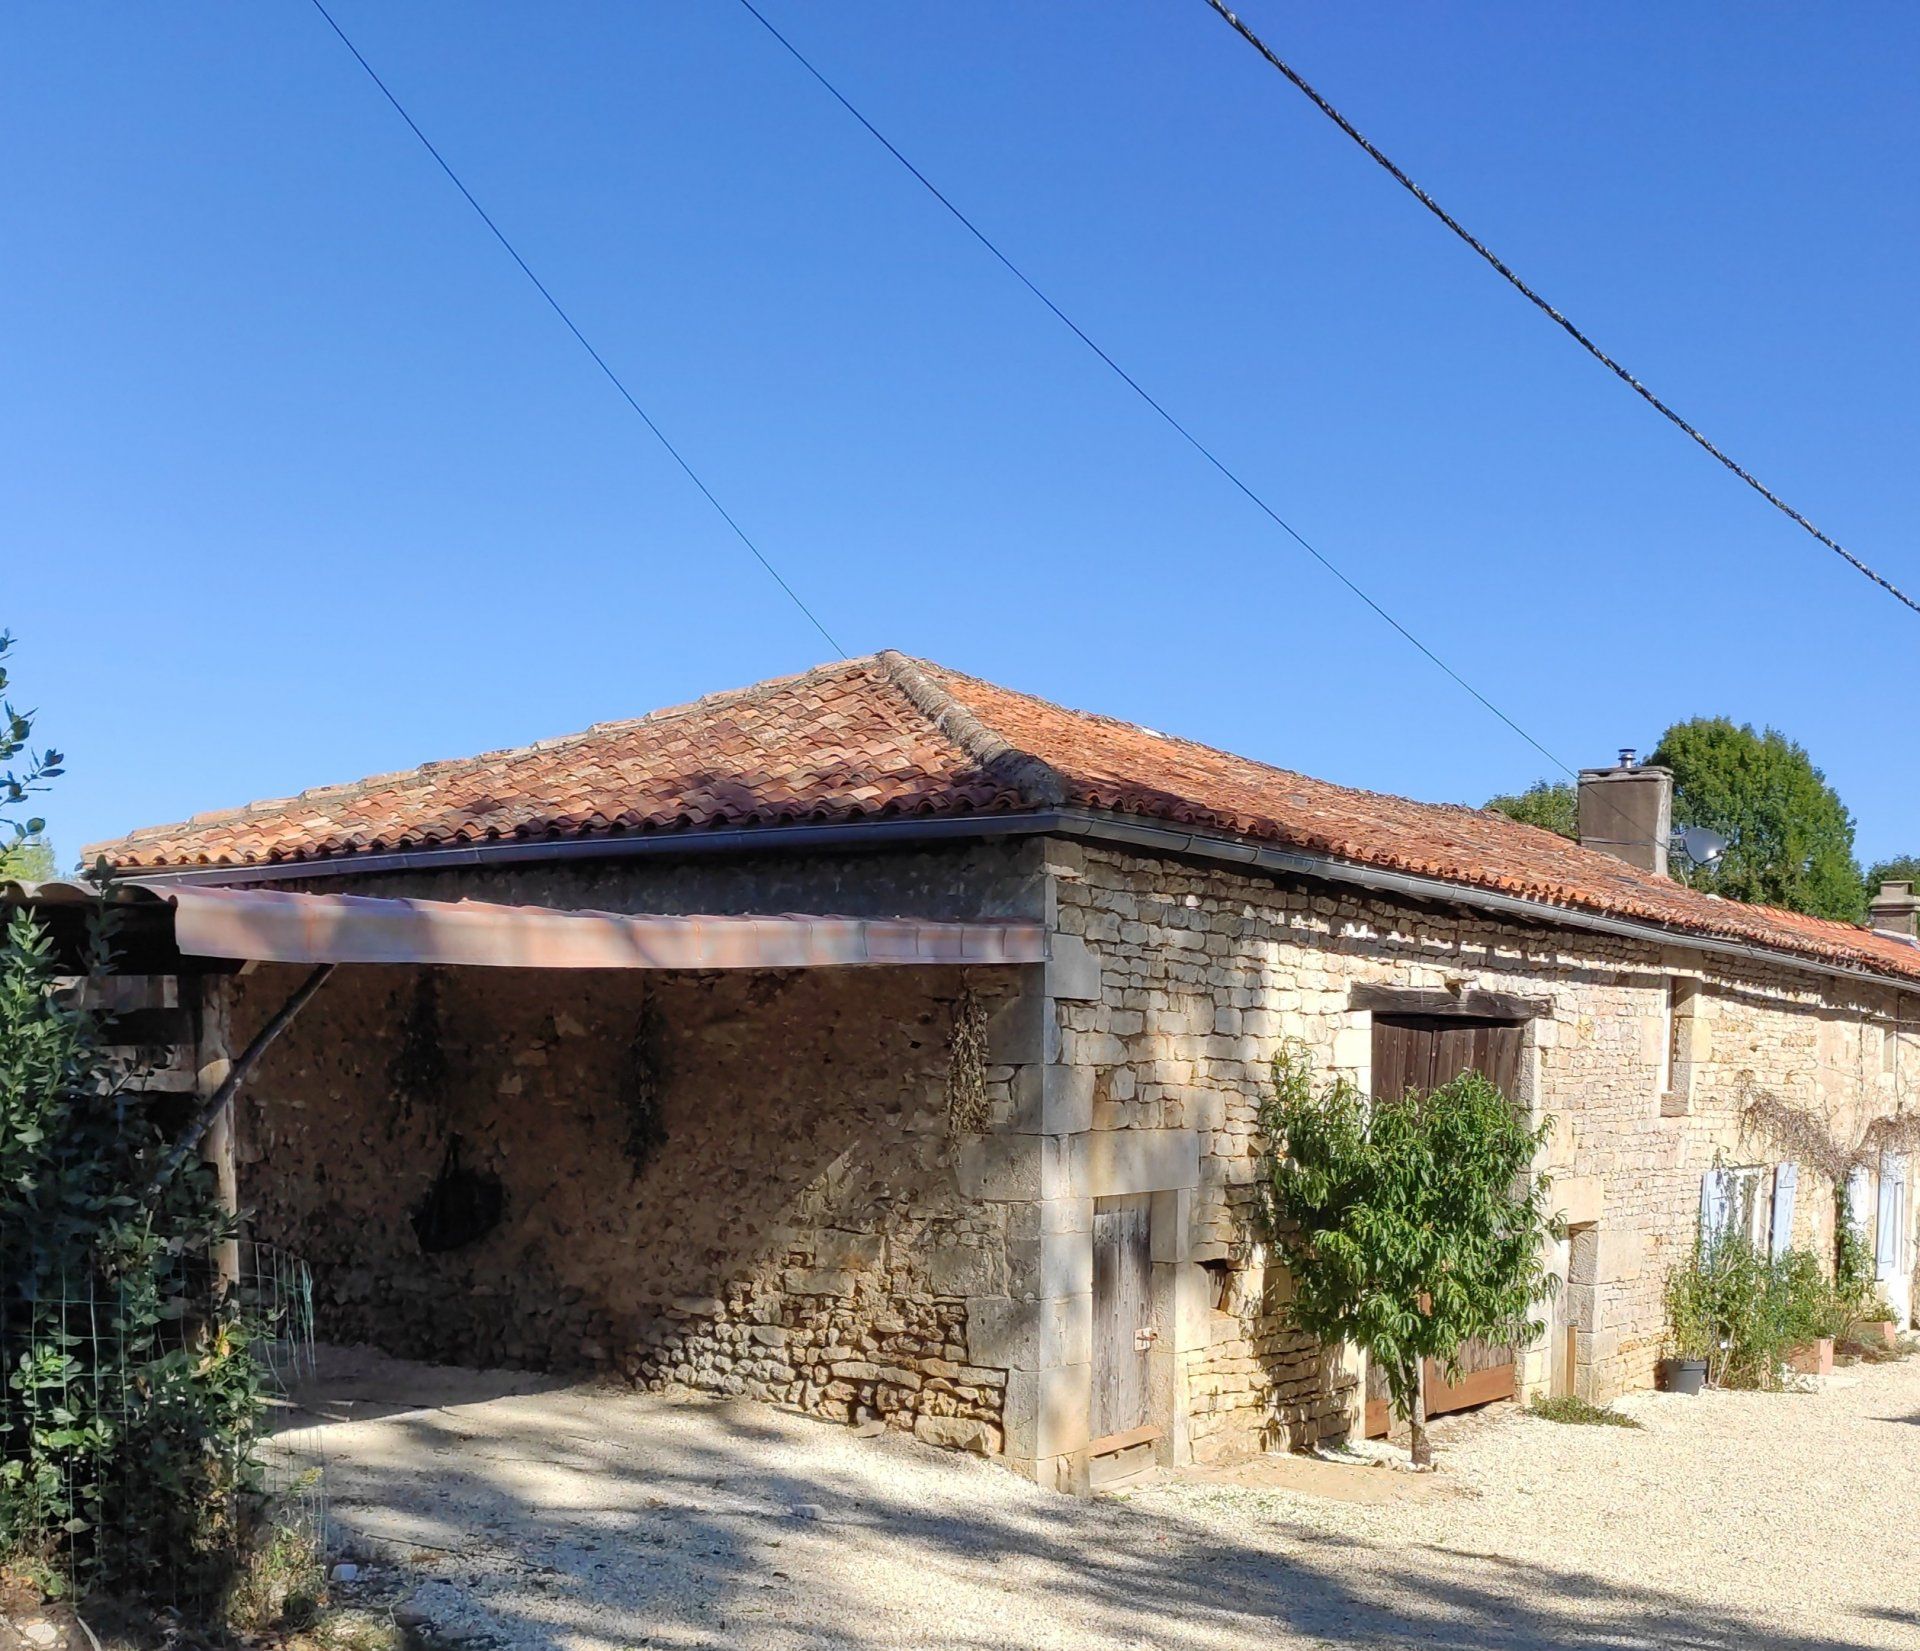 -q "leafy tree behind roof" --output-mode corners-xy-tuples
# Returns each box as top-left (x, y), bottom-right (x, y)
(1487, 720), (1870, 923)
(1485, 780), (1577, 840)
(1652, 718), (1867, 923)
(1866, 855), (1920, 895)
